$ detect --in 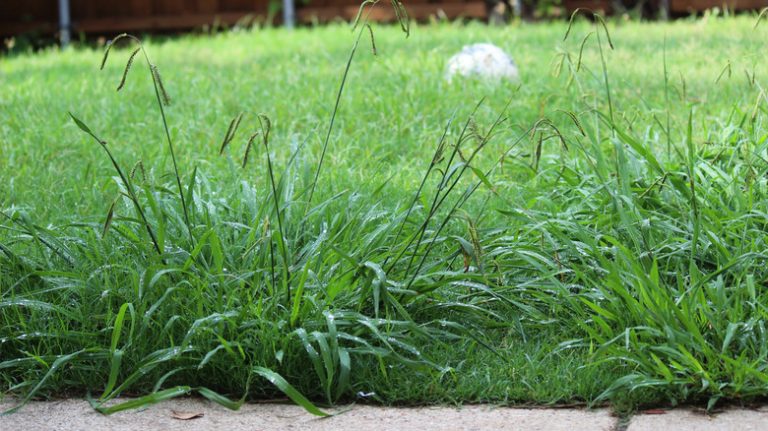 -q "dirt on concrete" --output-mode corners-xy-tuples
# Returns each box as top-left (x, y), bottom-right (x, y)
(626, 407), (768, 431)
(0, 398), (617, 431)
(4, 398), (768, 430)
